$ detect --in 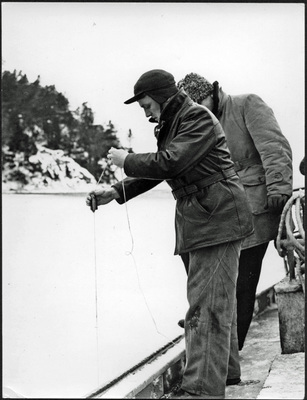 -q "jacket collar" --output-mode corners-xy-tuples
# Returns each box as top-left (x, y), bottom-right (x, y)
(216, 89), (228, 118)
(160, 89), (191, 123)
(154, 90), (192, 140)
